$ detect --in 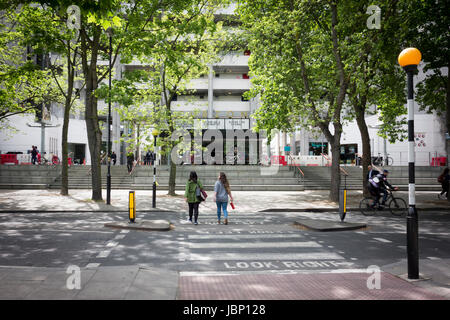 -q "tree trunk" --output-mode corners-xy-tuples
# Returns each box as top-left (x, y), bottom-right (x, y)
(446, 72), (450, 202)
(354, 103), (371, 197)
(60, 94), (72, 196)
(329, 138), (341, 203)
(168, 156), (177, 196)
(60, 58), (74, 196)
(81, 27), (103, 201)
(85, 79), (103, 201)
